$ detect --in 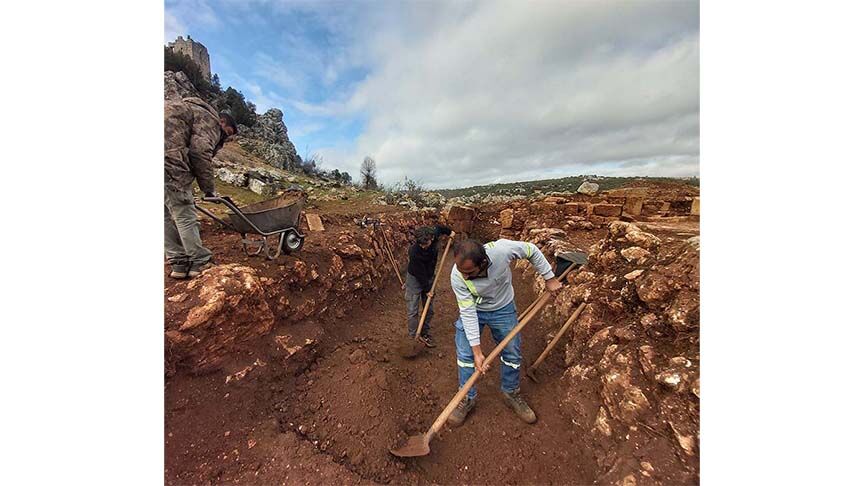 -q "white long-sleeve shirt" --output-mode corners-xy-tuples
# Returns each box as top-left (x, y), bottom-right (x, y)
(450, 239), (554, 346)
